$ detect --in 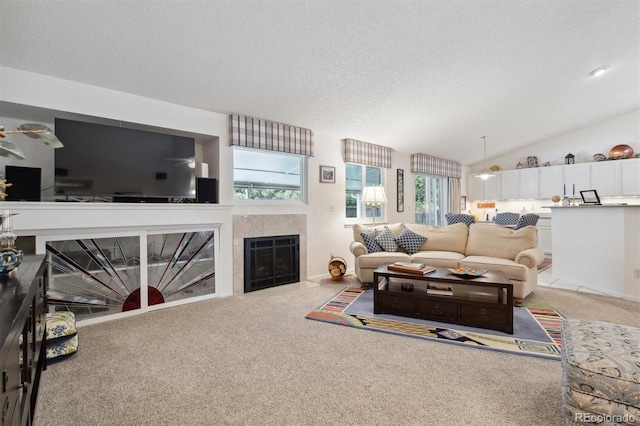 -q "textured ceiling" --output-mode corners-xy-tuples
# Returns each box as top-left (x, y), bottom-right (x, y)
(1, 0), (638, 166)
